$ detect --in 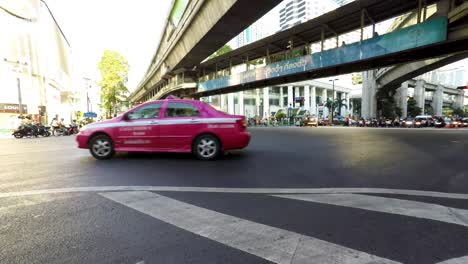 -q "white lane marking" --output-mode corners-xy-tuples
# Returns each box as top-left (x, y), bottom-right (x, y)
(2, 186), (468, 199)
(100, 191), (400, 264)
(273, 194), (468, 227)
(436, 256), (468, 264)
(135, 261), (145, 264)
